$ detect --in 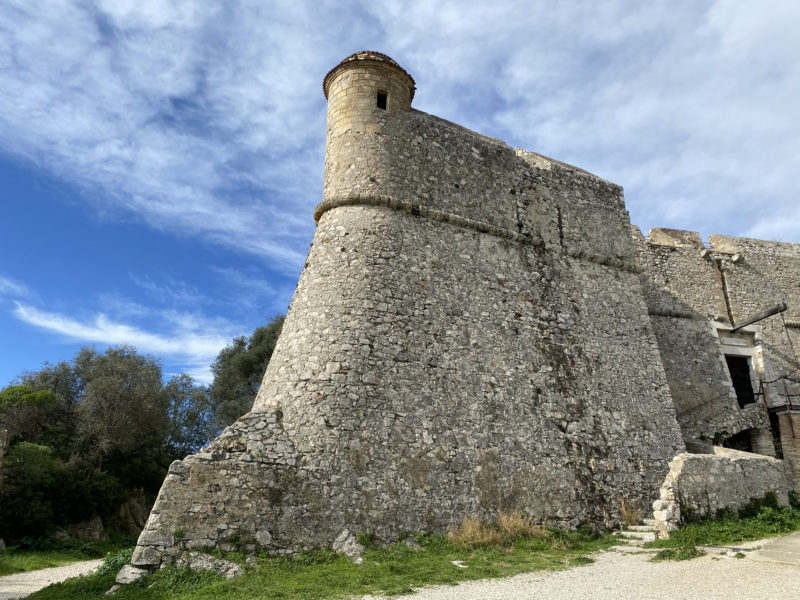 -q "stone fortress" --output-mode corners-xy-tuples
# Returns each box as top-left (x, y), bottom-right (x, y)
(130, 52), (800, 568)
